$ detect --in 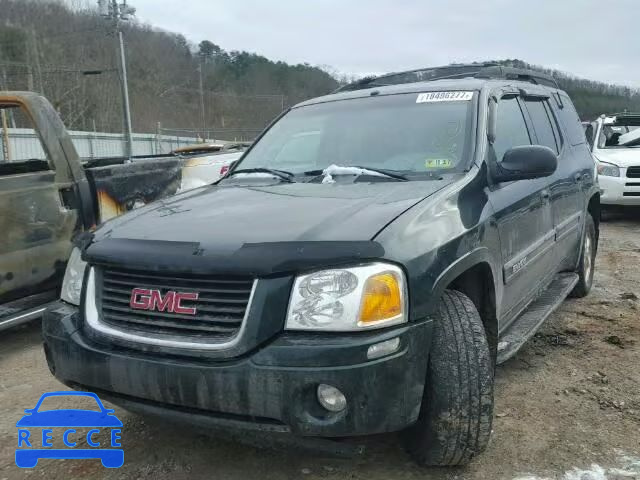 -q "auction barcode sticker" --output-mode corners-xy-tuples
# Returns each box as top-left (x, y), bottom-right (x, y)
(416, 91), (474, 103)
